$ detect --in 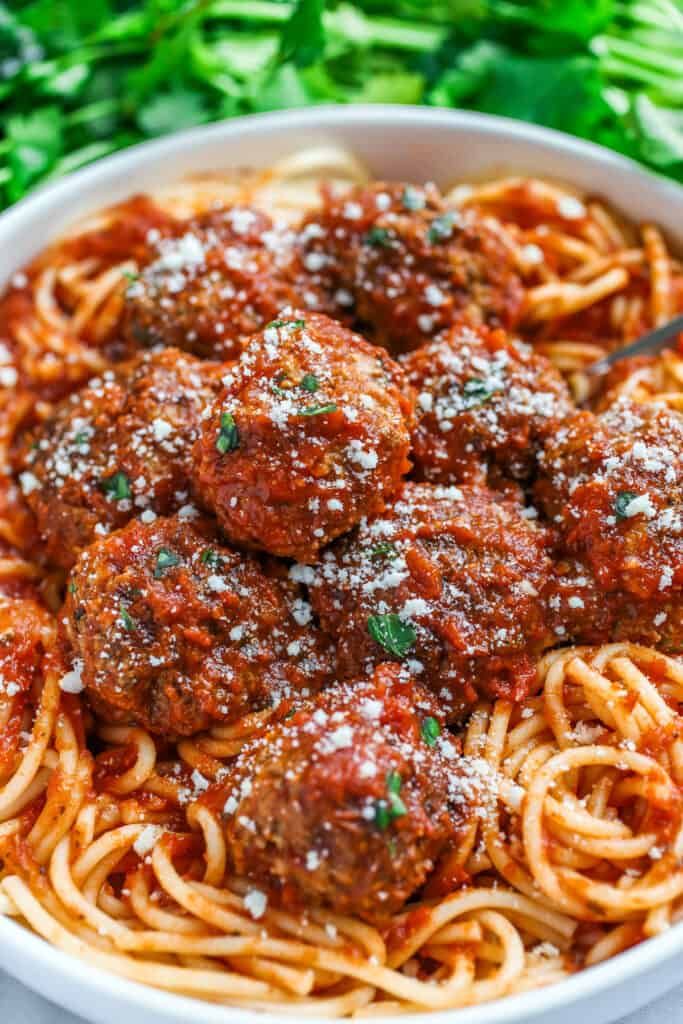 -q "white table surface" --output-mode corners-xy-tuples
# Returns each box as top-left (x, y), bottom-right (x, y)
(1, 971), (682, 1023)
